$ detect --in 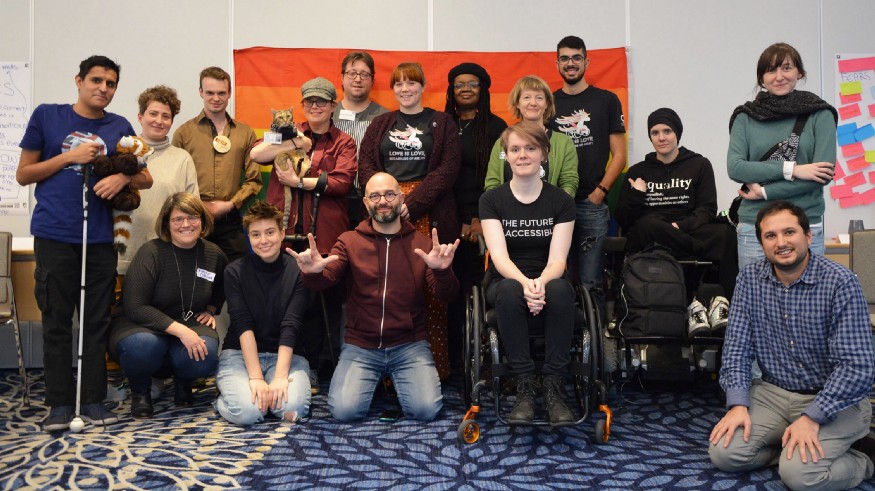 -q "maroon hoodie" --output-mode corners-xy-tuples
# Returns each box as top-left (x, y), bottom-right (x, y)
(302, 219), (459, 349)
